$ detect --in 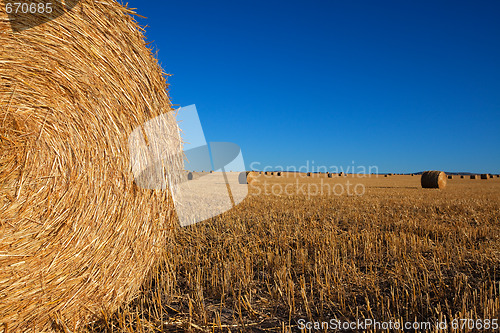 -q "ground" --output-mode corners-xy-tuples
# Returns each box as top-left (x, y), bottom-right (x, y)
(88, 174), (500, 332)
